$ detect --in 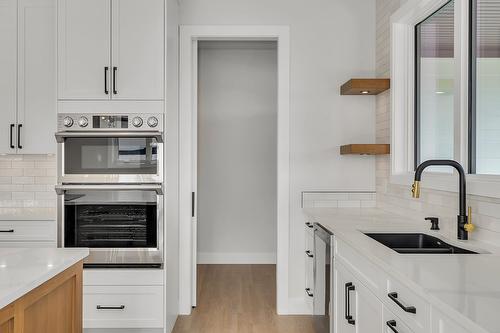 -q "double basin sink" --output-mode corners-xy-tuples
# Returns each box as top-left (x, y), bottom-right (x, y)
(364, 233), (478, 254)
